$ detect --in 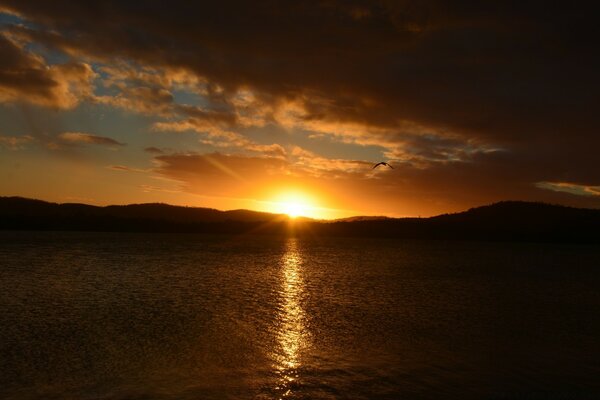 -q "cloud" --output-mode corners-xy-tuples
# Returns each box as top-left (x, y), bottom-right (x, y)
(139, 184), (182, 194)
(0, 134), (34, 150)
(289, 146), (373, 177)
(144, 146), (164, 154)
(4, 1), (594, 141)
(107, 165), (148, 173)
(96, 86), (174, 116)
(153, 115), (286, 158)
(57, 132), (124, 147)
(536, 182), (600, 197)
(0, 33), (96, 109)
